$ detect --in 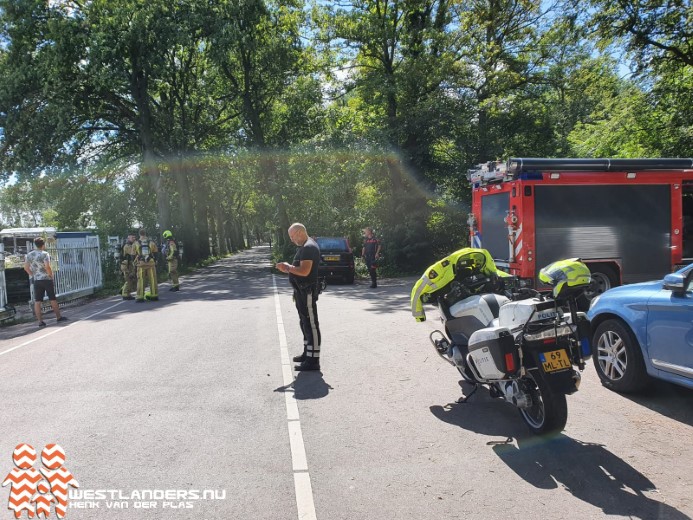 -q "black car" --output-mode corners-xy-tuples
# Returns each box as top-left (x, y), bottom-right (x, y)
(315, 236), (355, 284)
